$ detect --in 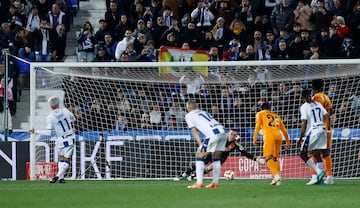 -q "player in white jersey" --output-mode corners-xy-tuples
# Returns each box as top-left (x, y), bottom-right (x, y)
(297, 90), (330, 185)
(185, 100), (227, 189)
(30, 96), (76, 183)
